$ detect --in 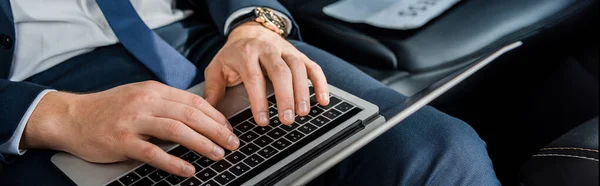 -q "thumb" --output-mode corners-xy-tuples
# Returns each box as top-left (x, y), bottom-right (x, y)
(203, 64), (227, 106)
